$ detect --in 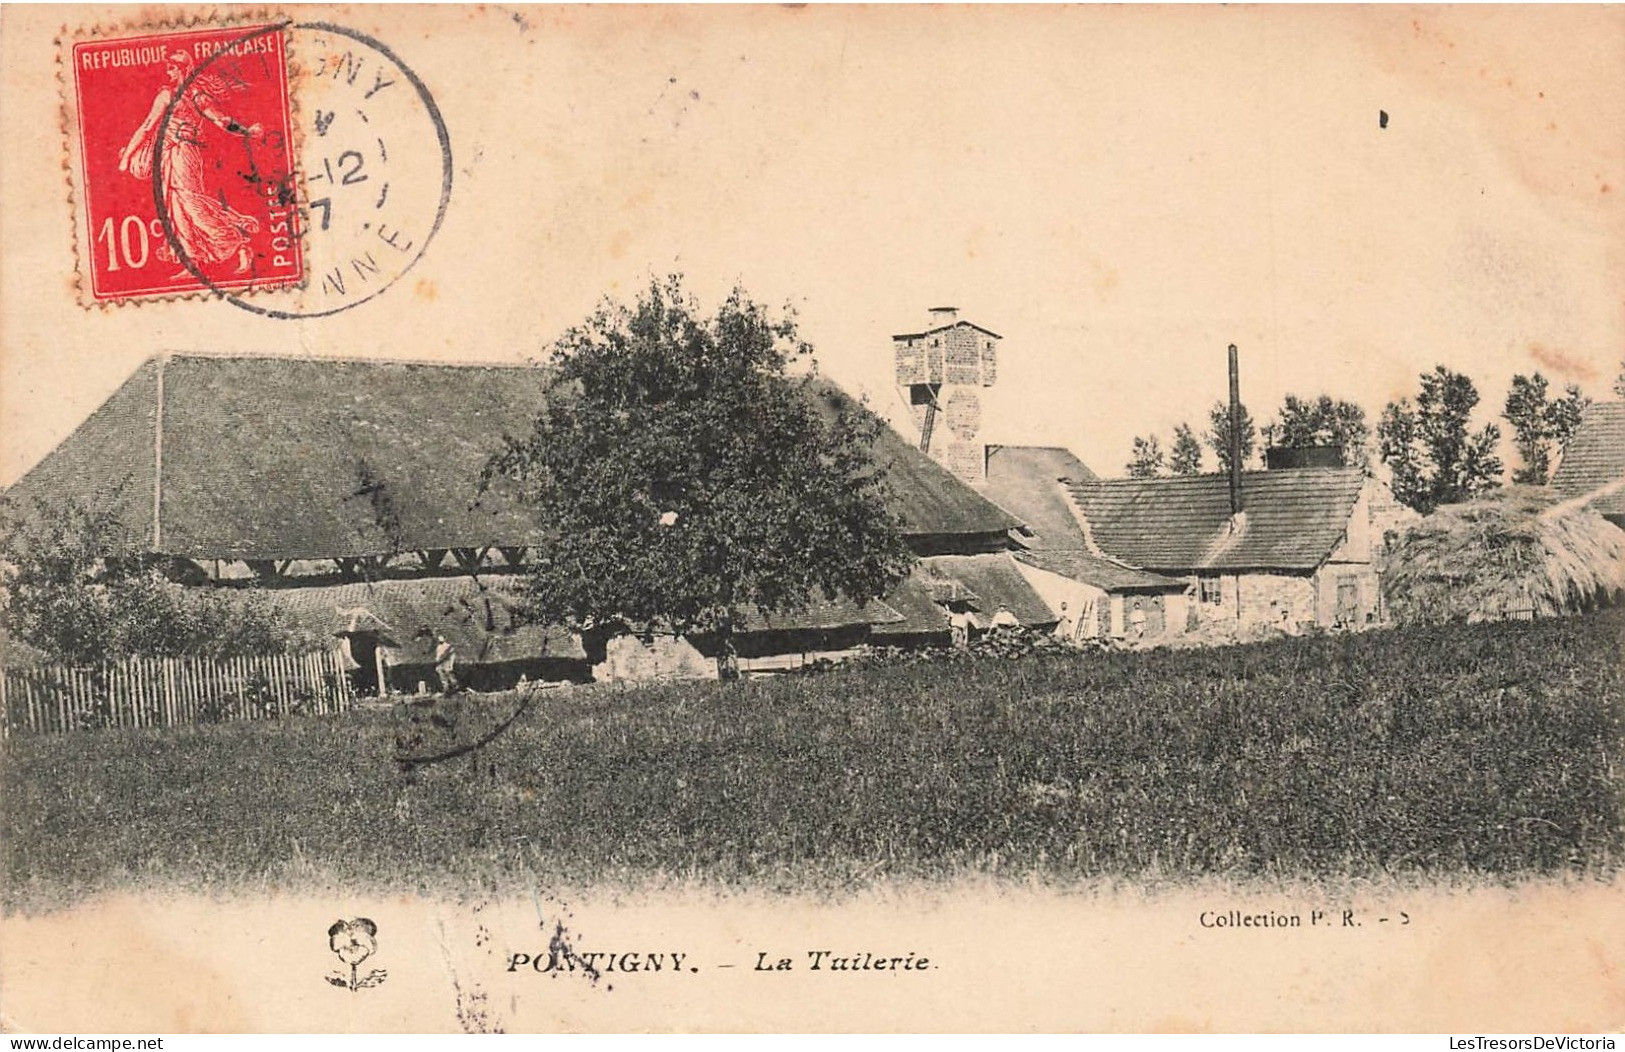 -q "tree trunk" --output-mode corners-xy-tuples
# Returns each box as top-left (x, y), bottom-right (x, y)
(715, 615), (740, 682)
